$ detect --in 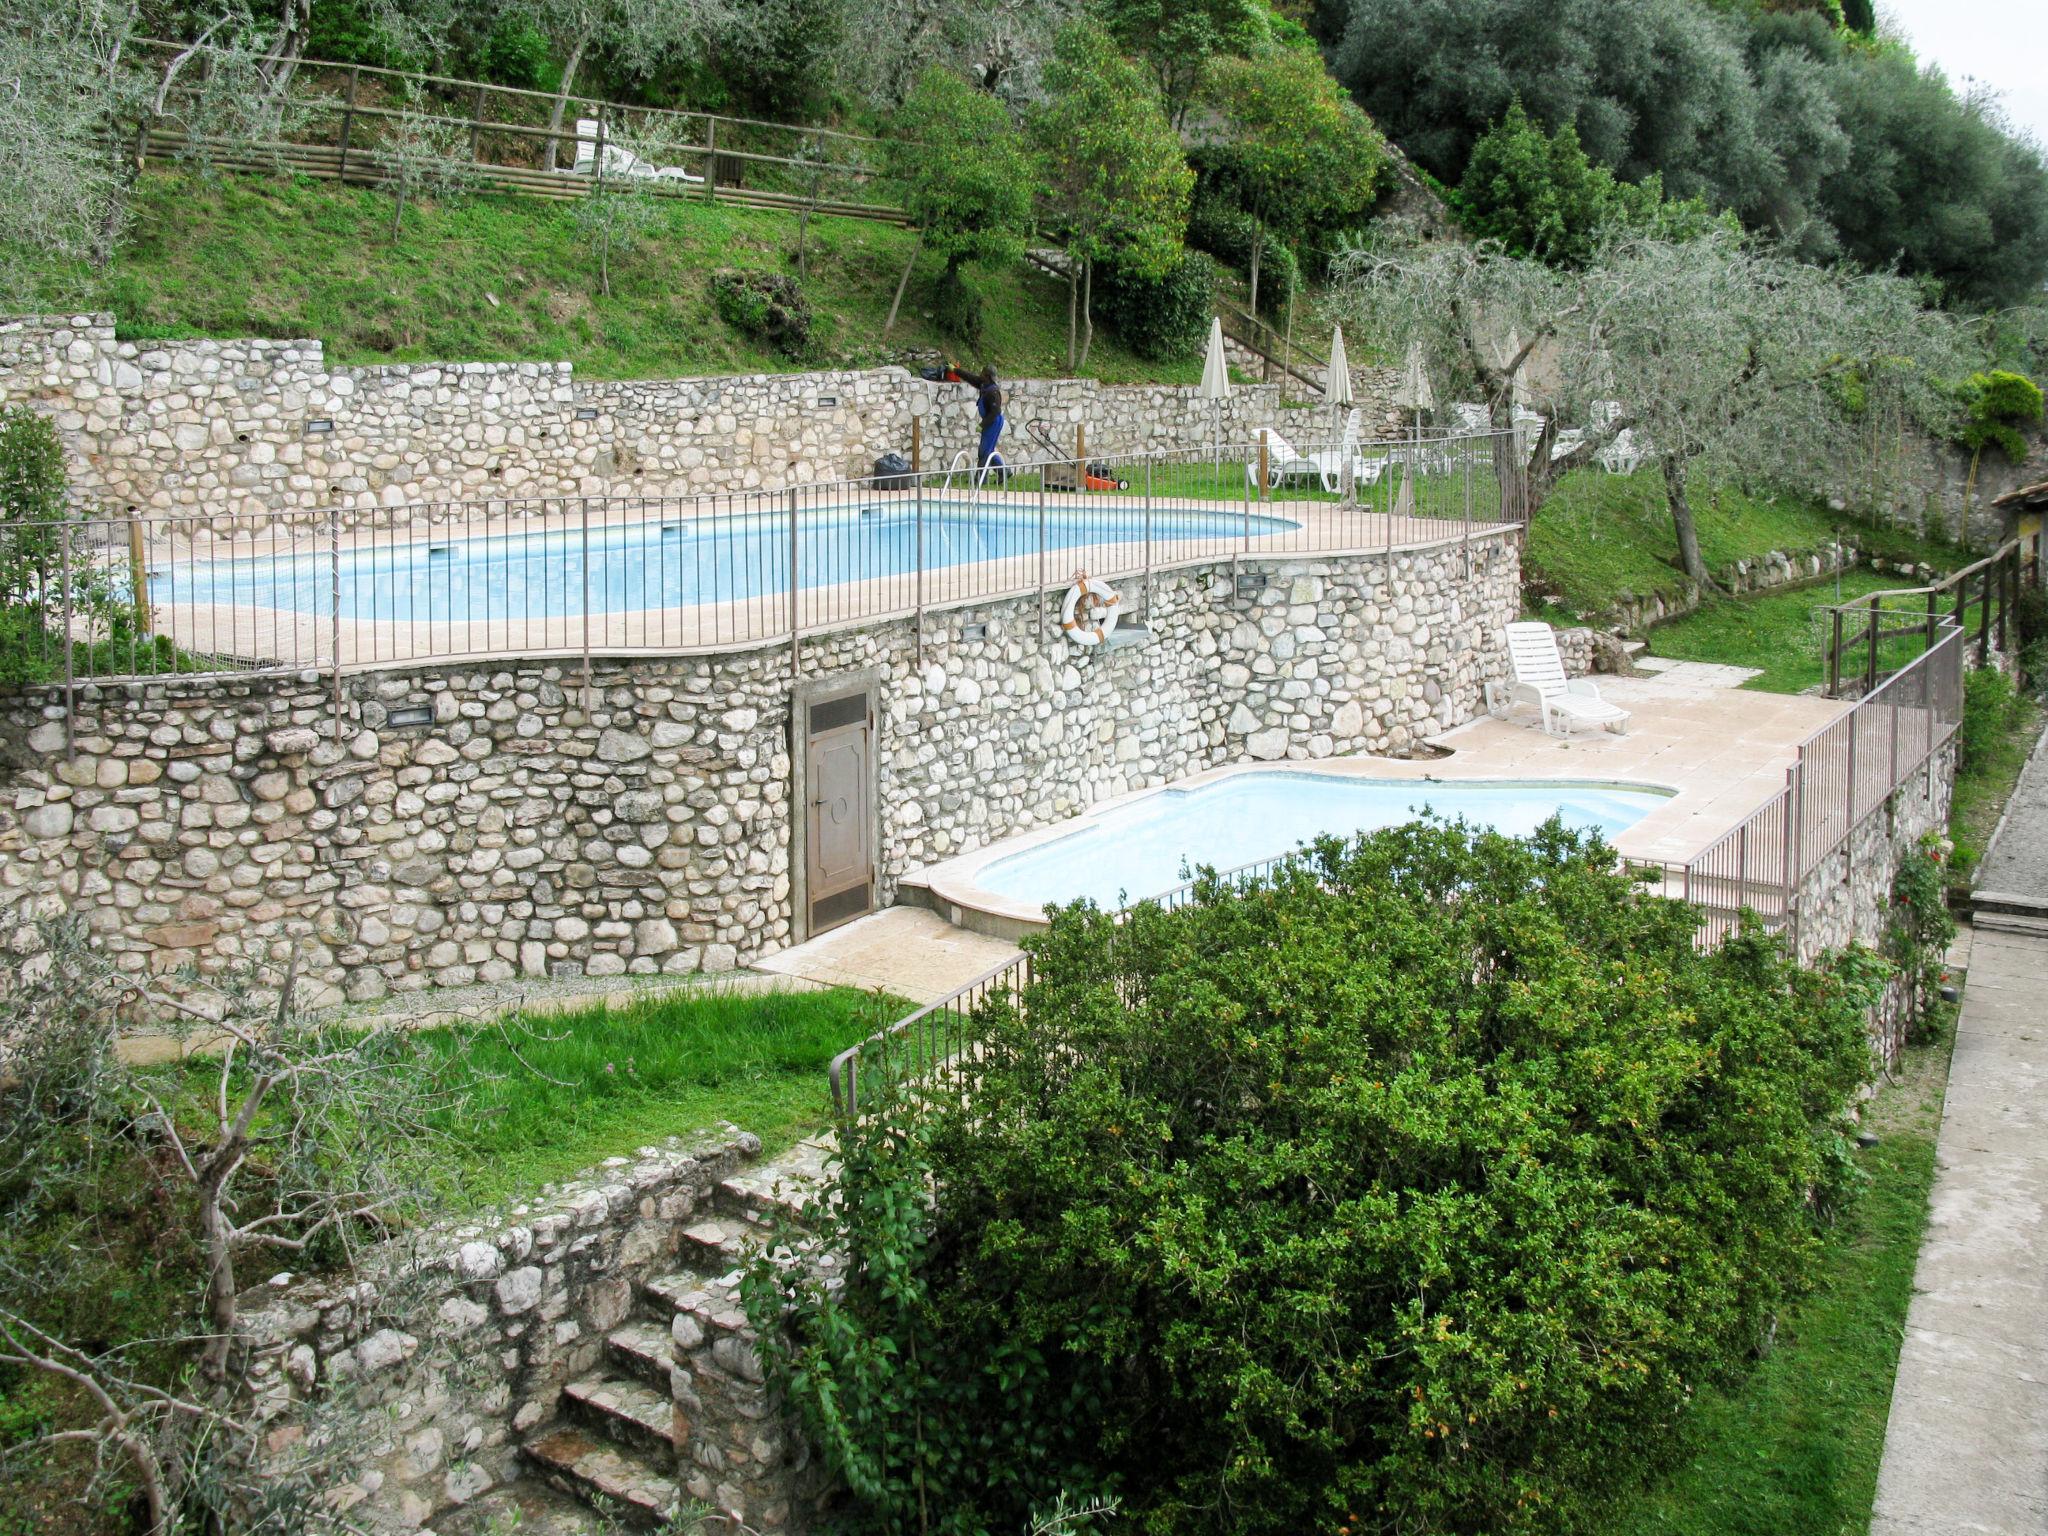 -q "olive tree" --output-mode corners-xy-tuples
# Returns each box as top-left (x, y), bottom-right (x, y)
(513, 0), (736, 171)
(1331, 227), (1972, 584)
(1031, 23), (1192, 371)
